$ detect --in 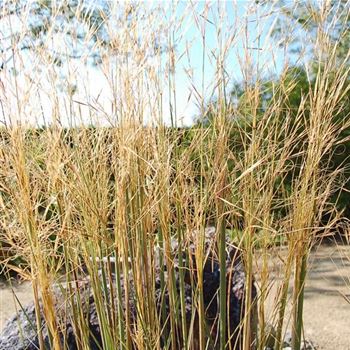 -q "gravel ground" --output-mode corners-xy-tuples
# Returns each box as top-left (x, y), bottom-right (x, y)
(255, 244), (350, 350)
(295, 244), (350, 349)
(1, 244), (349, 349)
(0, 279), (33, 331)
